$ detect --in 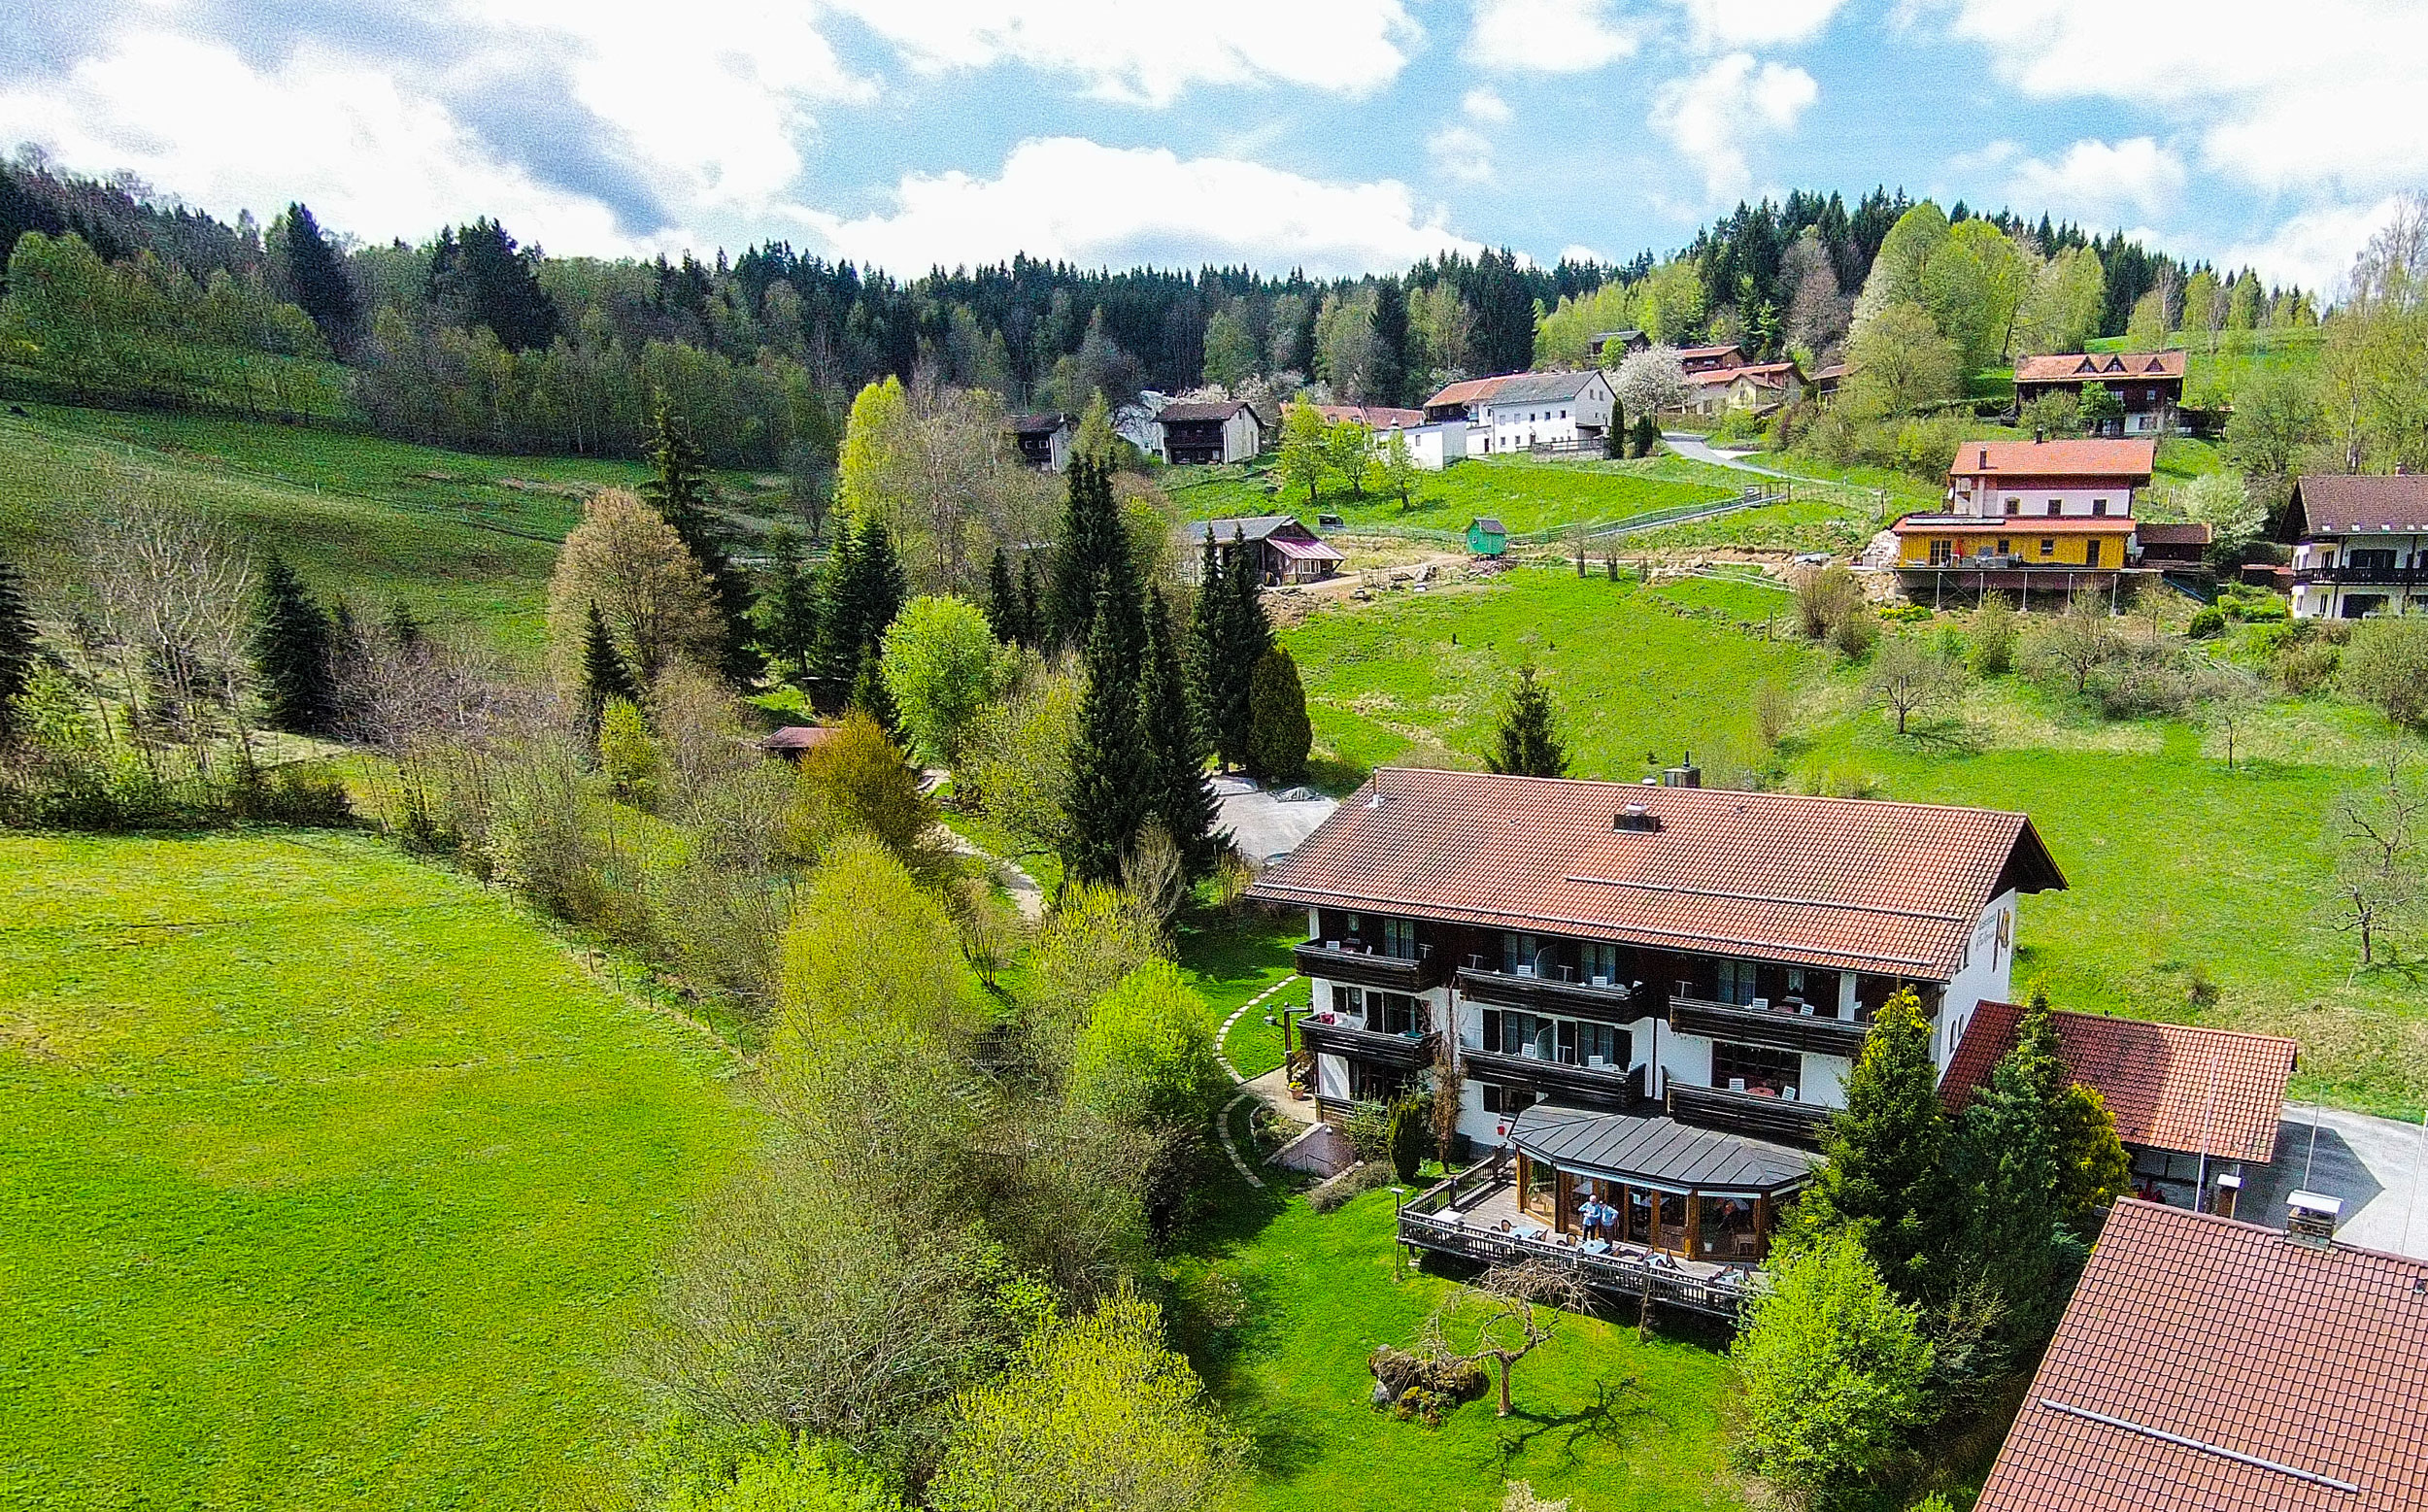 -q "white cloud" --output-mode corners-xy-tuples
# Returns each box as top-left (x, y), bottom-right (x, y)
(2006, 137), (2187, 221)
(1665, 0), (1848, 48)
(1463, 87), (1513, 124)
(1429, 124), (1496, 185)
(796, 137), (1481, 277)
(1467, 0), (1637, 74)
(2217, 195), (2407, 296)
(831, 0), (1421, 105)
(1648, 52), (1818, 200)
(1932, 0), (2428, 192)
(0, 31), (652, 253)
